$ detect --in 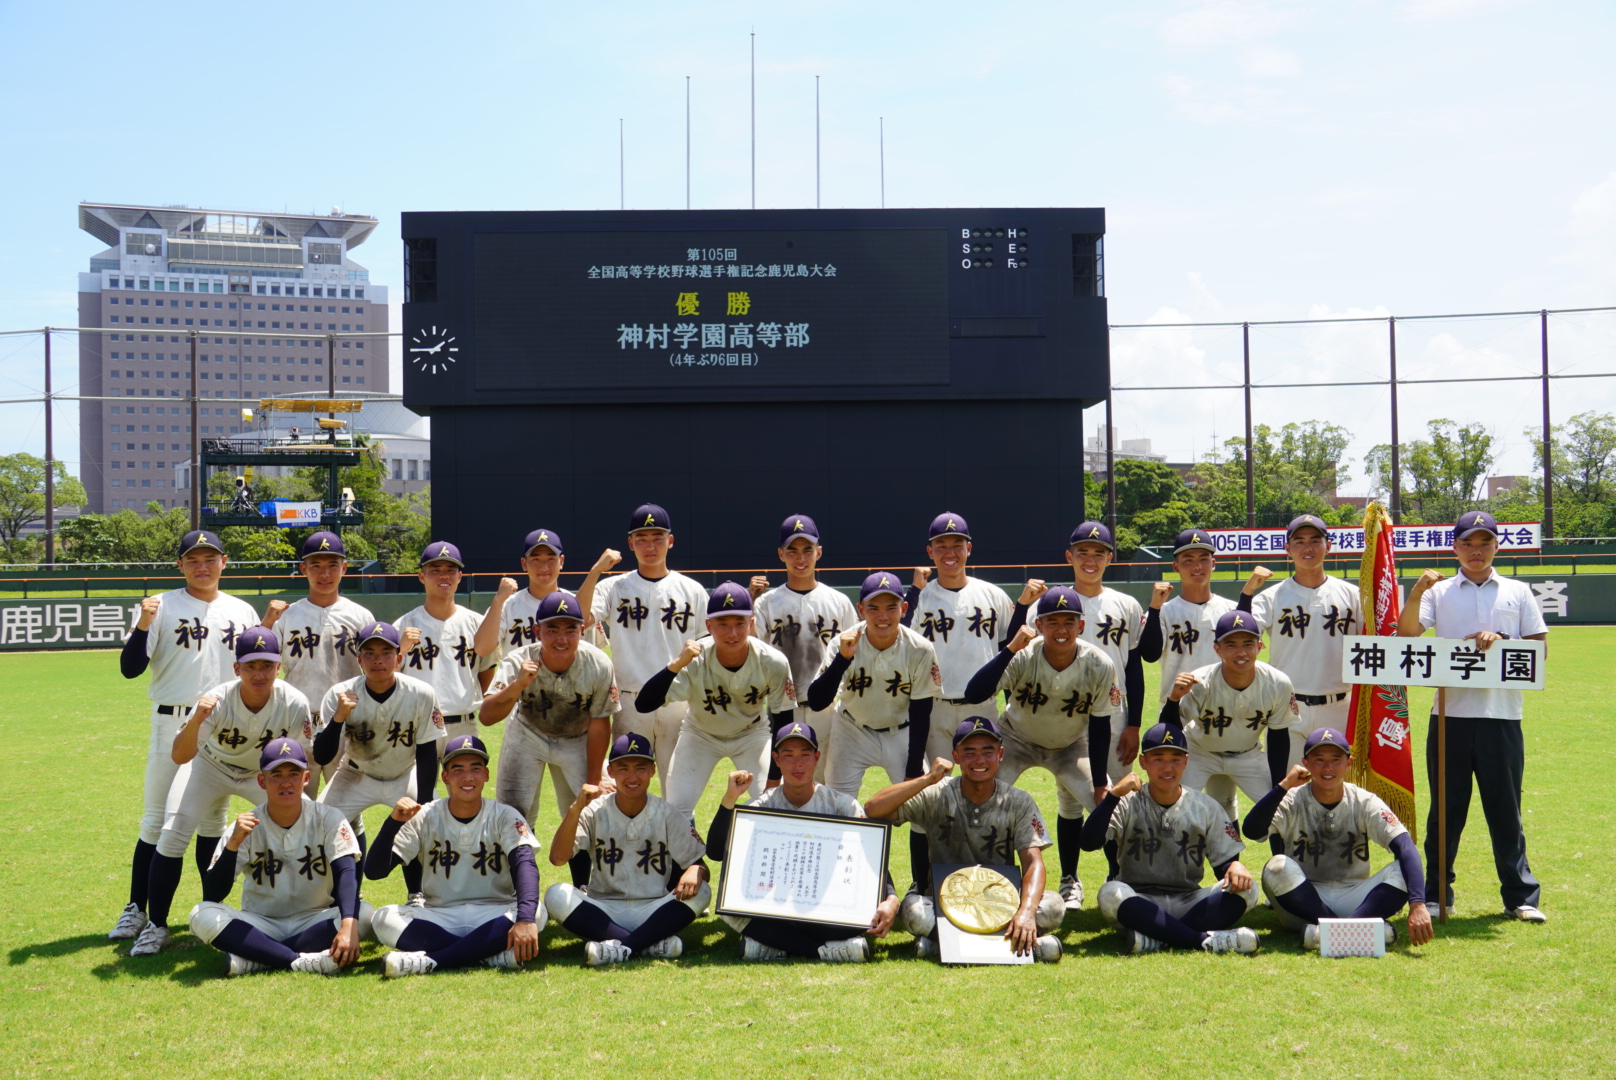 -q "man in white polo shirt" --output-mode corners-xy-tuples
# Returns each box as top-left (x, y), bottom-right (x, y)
(1398, 511), (1548, 924)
